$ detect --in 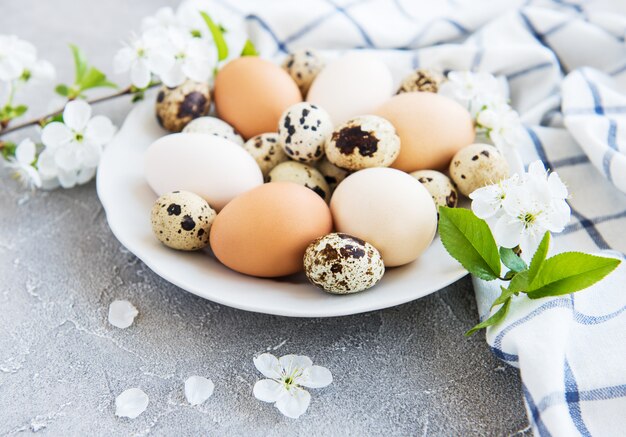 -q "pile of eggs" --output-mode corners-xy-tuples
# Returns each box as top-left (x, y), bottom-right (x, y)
(146, 50), (511, 295)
